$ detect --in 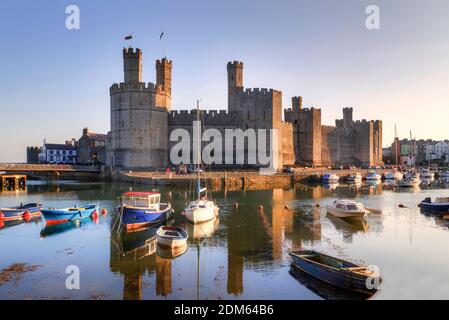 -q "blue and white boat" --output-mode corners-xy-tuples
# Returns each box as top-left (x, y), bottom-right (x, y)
(419, 197), (449, 215)
(0, 203), (42, 222)
(119, 192), (173, 232)
(41, 204), (99, 225)
(322, 173), (339, 183)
